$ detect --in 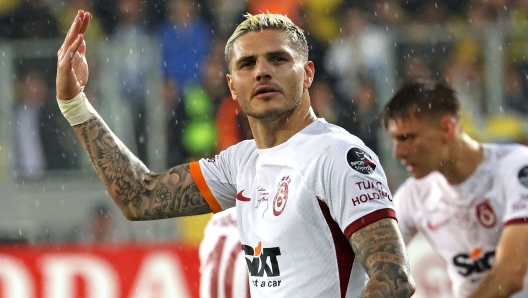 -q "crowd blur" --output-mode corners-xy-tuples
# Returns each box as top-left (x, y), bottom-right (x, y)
(4, 0), (528, 179)
(2, 0), (528, 242)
